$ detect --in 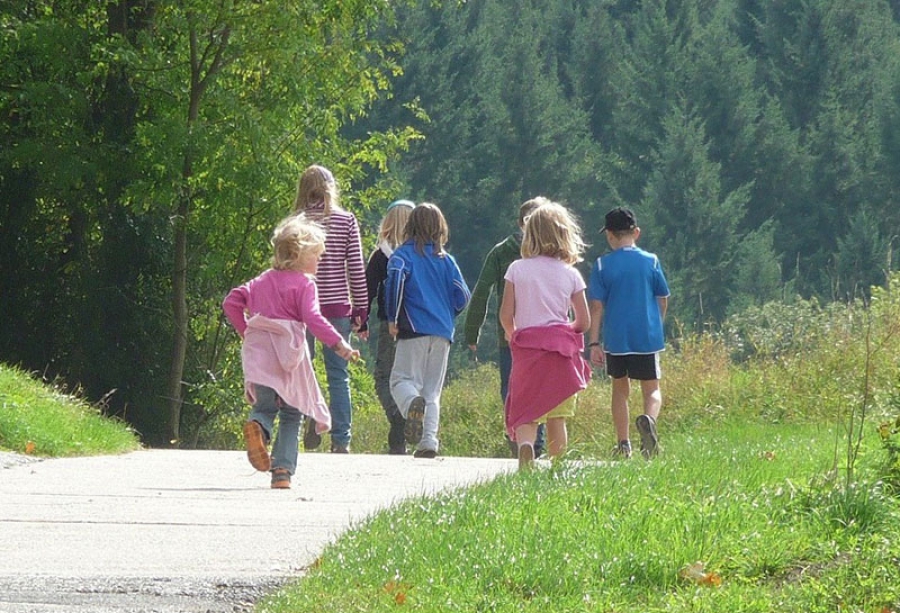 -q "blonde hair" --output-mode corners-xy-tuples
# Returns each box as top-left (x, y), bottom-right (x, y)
(519, 196), (550, 227)
(404, 202), (449, 256)
(379, 201), (415, 248)
(271, 214), (327, 271)
(292, 164), (340, 216)
(520, 201), (585, 265)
